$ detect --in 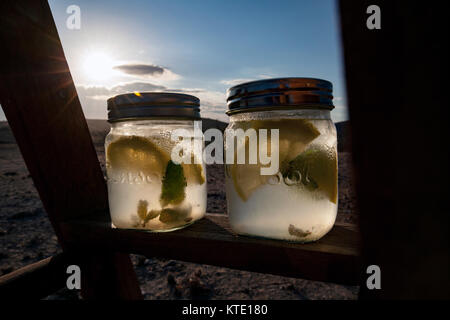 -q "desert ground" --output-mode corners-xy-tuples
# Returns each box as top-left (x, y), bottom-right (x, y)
(0, 119), (358, 299)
